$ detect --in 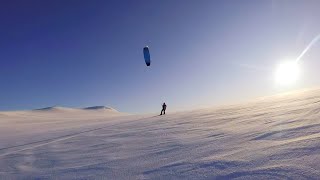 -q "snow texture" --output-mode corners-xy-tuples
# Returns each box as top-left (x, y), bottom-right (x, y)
(1, 89), (320, 179)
